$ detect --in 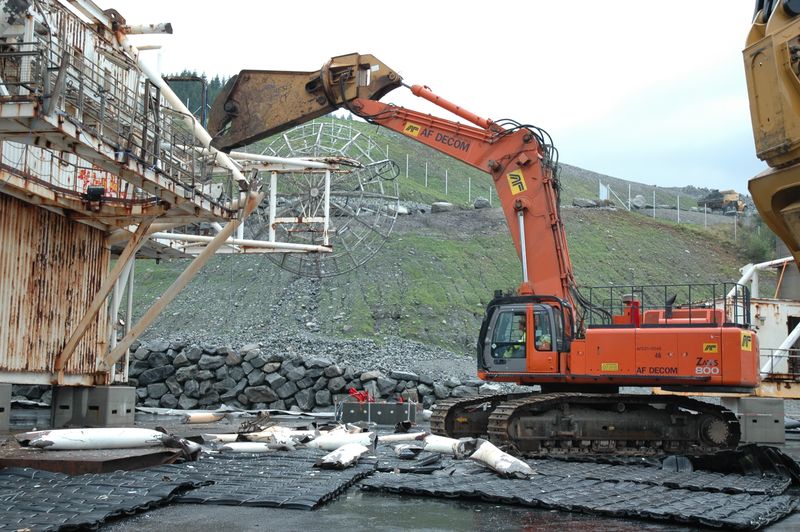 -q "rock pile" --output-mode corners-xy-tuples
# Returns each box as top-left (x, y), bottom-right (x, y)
(126, 340), (502, 412)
